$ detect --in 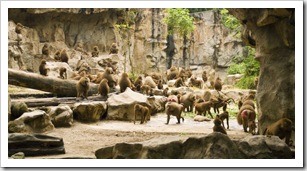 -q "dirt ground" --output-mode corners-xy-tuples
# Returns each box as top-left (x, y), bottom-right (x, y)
(28, 112), (250, 159)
